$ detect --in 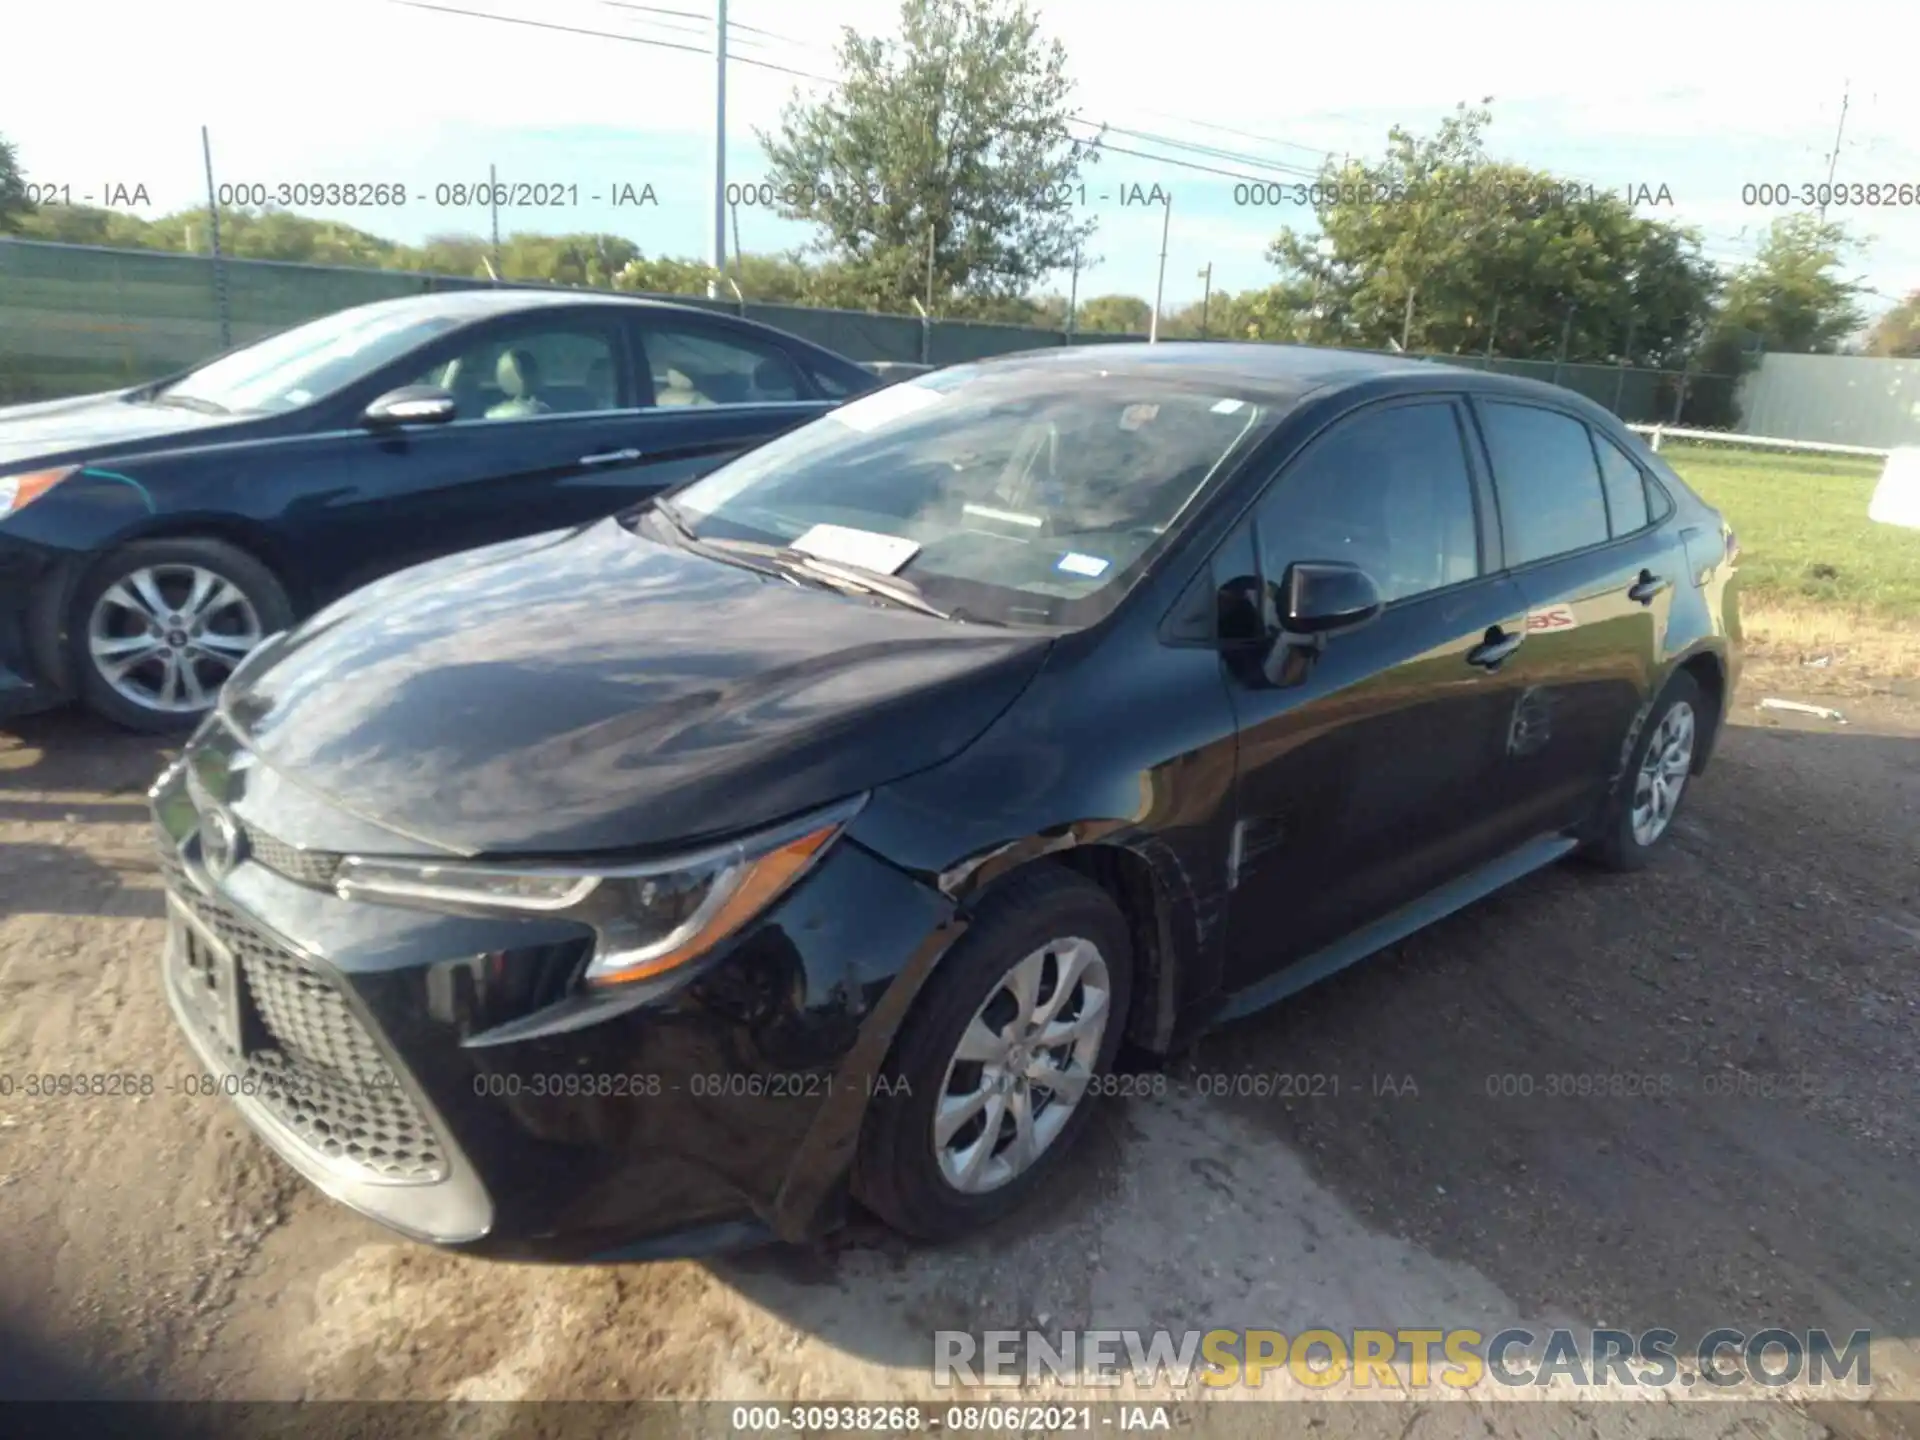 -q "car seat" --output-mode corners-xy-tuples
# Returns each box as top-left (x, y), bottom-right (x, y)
(486, 349), (552, 419)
